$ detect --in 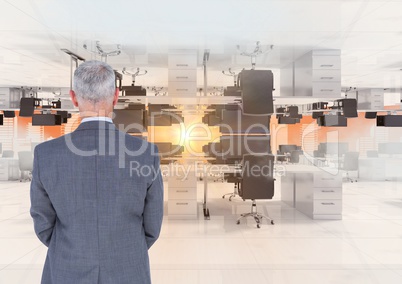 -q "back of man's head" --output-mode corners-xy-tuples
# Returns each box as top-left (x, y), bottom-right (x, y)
(73, 60), (116, 104)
